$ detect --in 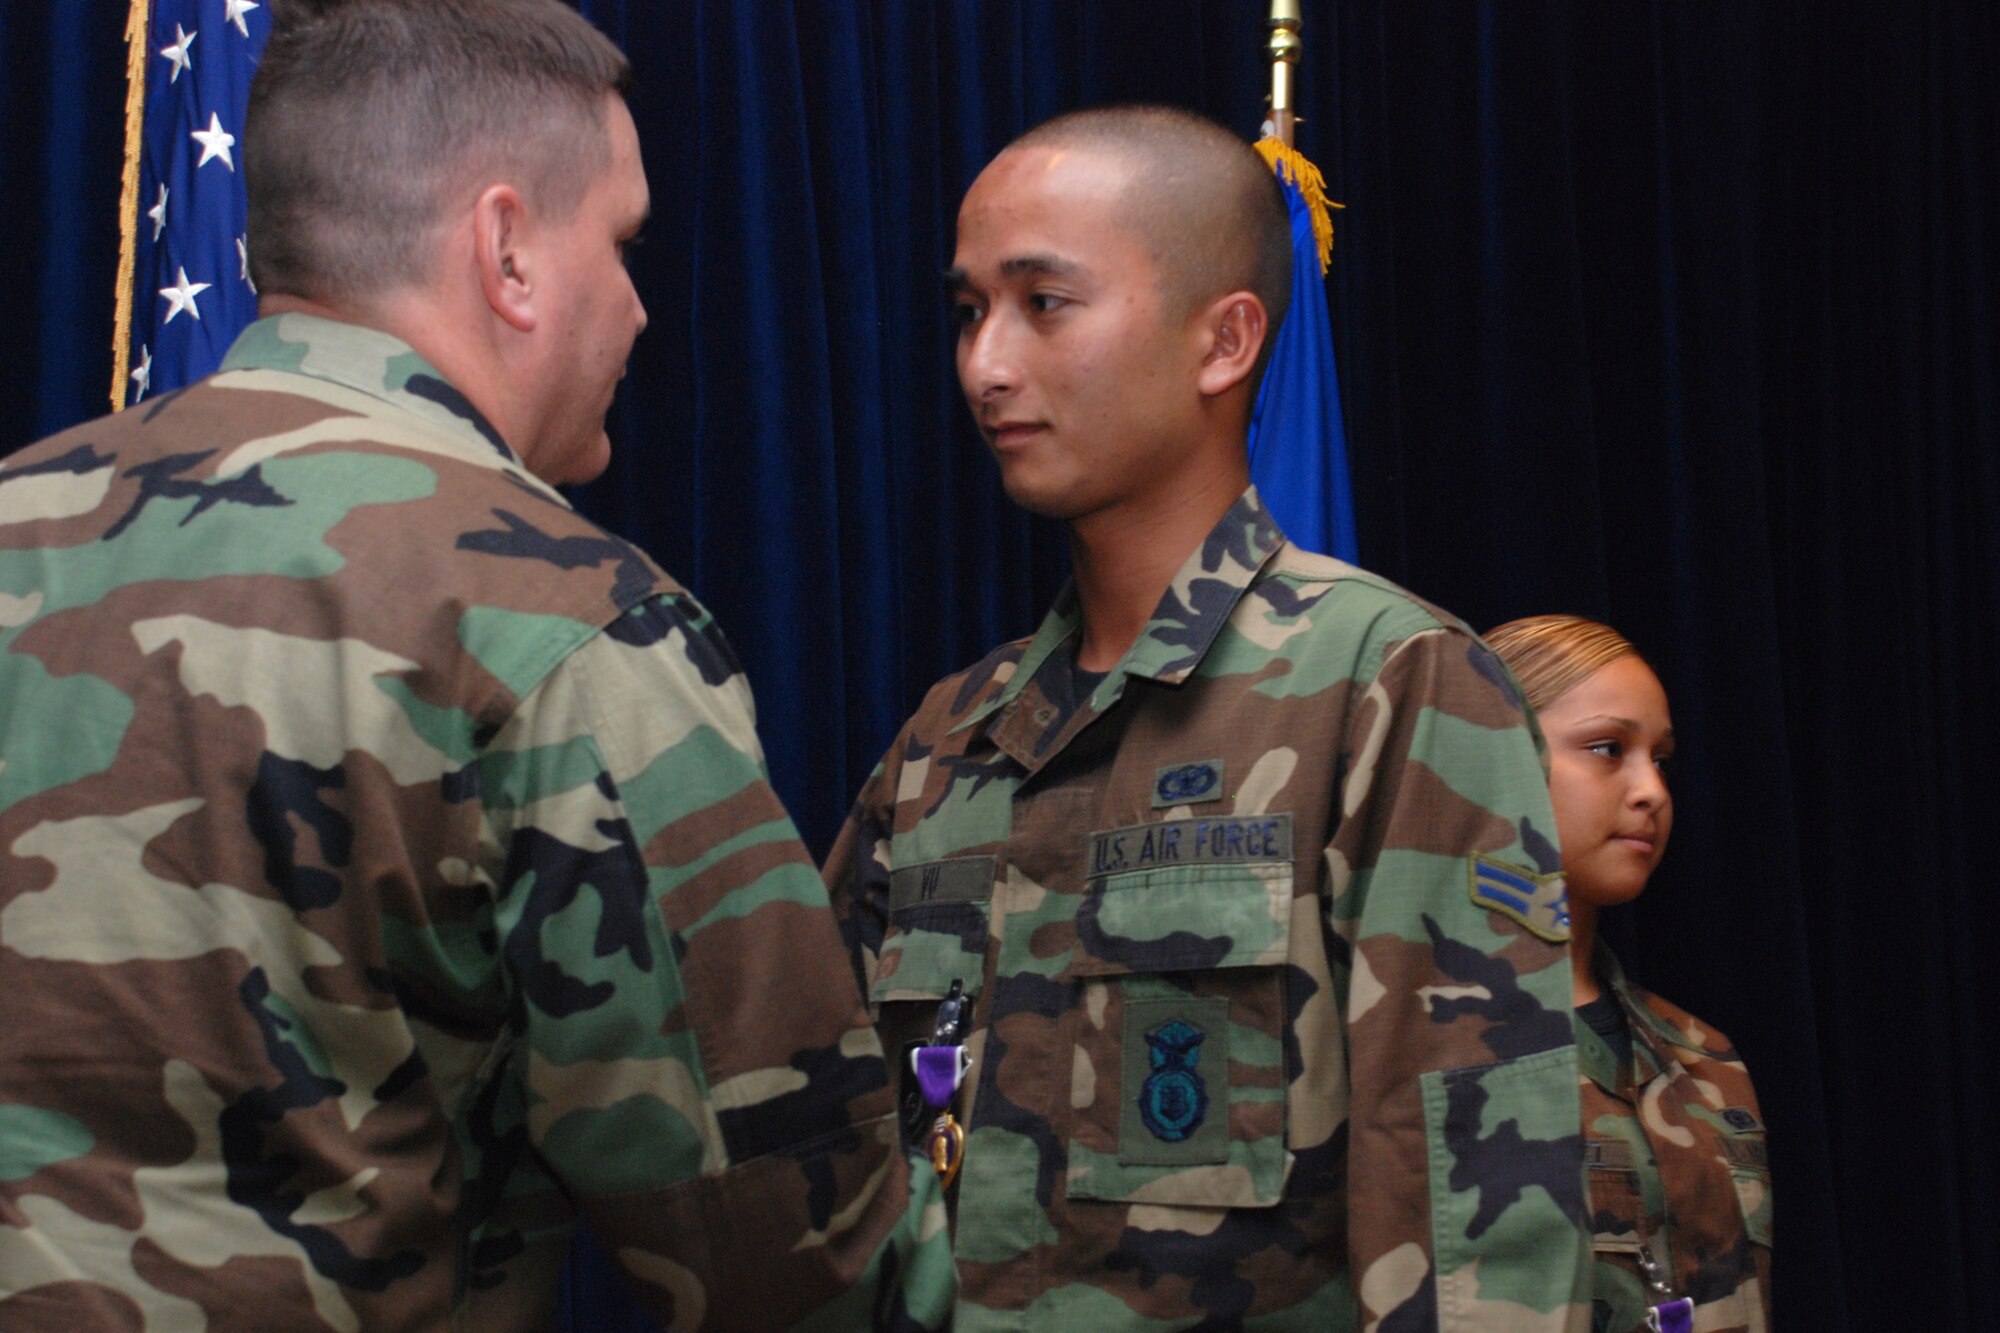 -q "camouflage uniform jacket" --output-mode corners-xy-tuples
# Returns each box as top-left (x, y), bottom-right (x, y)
(0, 315), (951, 1332)
(825, 489), (1593, 1330)
(1580, 944), (1771, 1332)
